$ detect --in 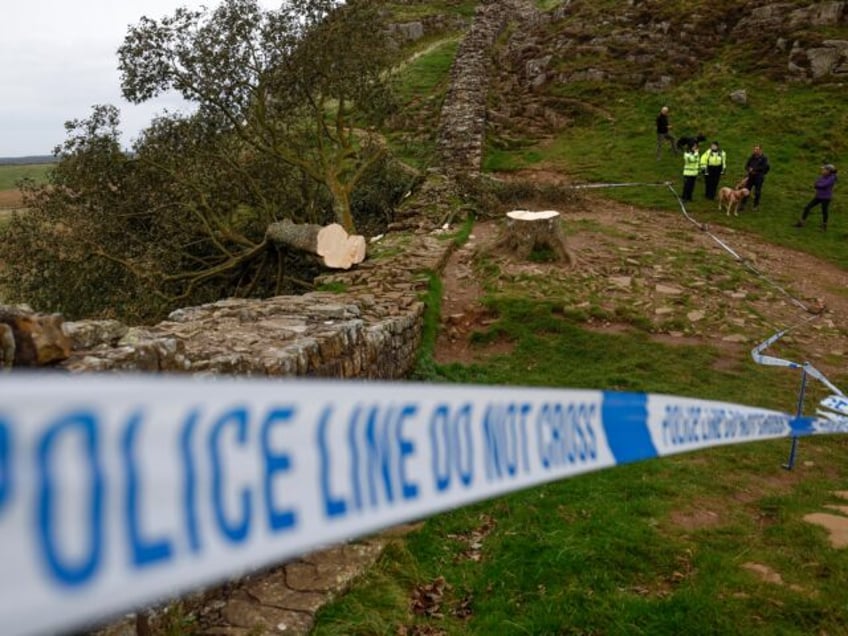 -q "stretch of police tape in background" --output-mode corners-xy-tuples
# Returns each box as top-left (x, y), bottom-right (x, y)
(1, 182), (847, 636)
(576, 180), (846, 412)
